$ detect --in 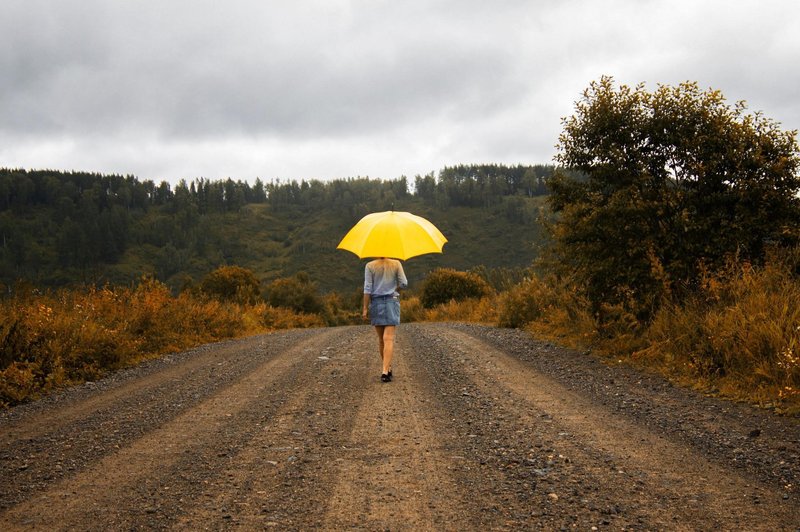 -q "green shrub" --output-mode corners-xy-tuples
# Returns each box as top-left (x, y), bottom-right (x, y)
(199, 265), (262, 304)
(497, 277), (551, 328)
(420, 268), (491, 308)
(266, 272), (323, 314)
(550, 77), (800, 320)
